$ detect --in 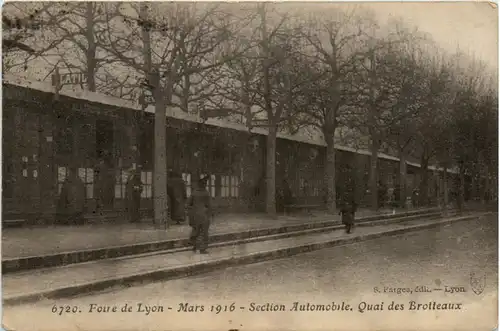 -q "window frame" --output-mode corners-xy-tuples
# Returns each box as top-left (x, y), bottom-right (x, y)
(182, 173), (192, 197)
(57, 166), (69, 195)
(221, 174), (240, 198)
(78, 167), (95, 199)
(141, 170), (153, 198)
(114, 168), (130, 199)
